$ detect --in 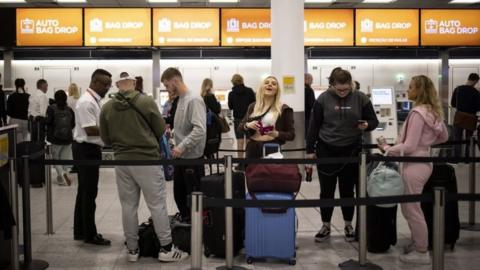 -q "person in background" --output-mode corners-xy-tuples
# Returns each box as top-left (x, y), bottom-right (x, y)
(100, 72), (188, 262)
(0, 73), (7, 127)
(161, 67), (206, 223)
(306, 67), (378, 243)
(162, 87), (179, 129)
(73, 69), (112, 246)
(201, 78), (222, 159)
(67, 83), (81, 110)
(28, 79), (49, 142)
(7, 79), (30, 142)
(240, 76), (295, 158)
(354, 81), (361, 91)
(228, 74), (255, 163)
(45, 90), (75, 186)
(305, 73), (315, 137)
(135, 76), (144, 94)
(450, 73), (480, 158)
(378, 75), (448, 264)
